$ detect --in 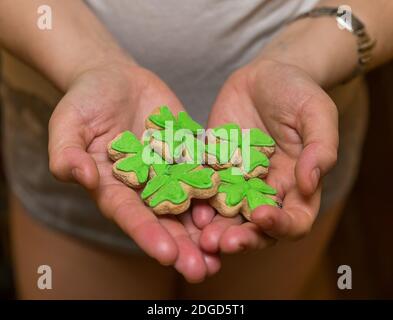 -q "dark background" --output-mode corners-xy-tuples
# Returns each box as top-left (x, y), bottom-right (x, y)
(302, 63), (393, 299)
(0, 63), (392, 300)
